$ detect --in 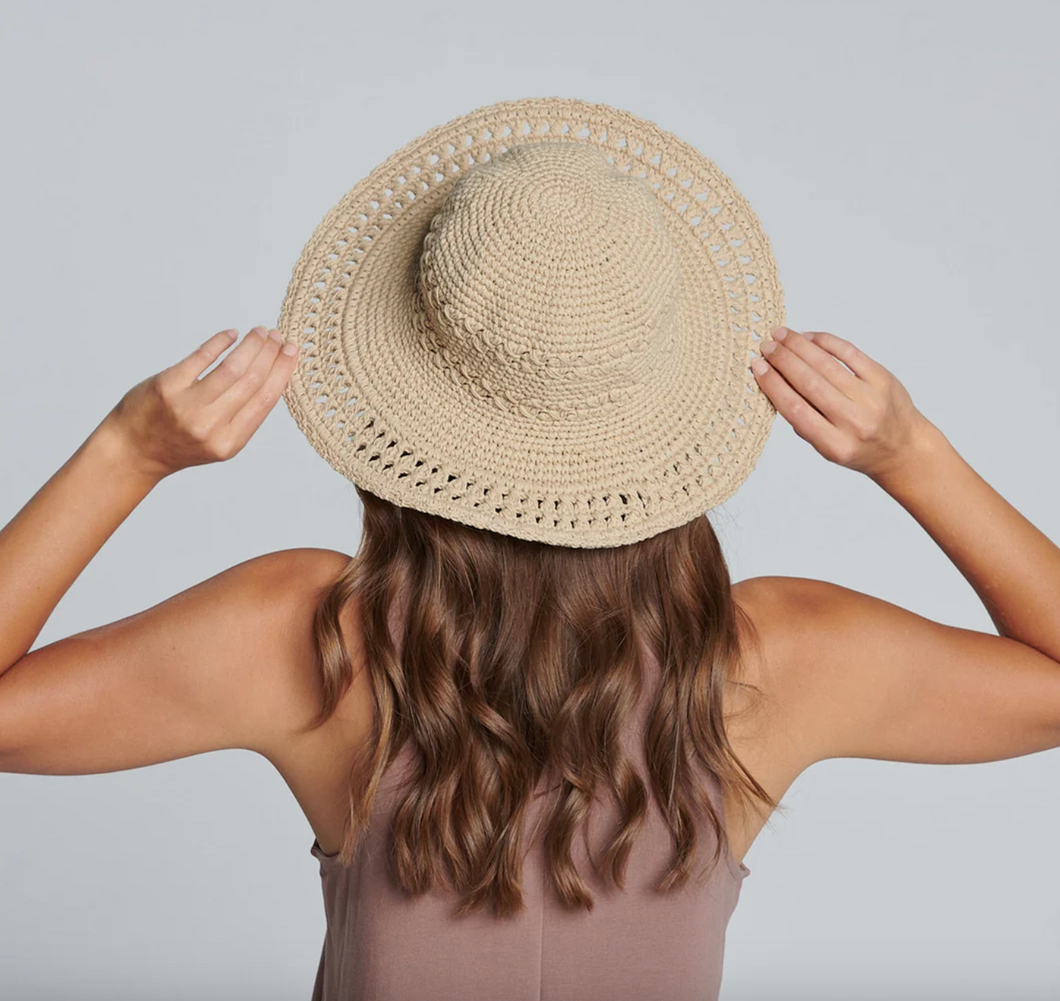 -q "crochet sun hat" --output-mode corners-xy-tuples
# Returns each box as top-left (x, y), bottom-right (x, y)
(277, 96), (784, 549)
